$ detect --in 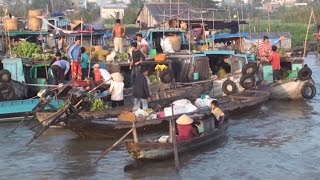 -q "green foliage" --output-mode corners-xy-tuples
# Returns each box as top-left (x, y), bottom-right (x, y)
(89, 98), (105, 112)
(241, 21), (316, 48)
(13, 41), (42, 58)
